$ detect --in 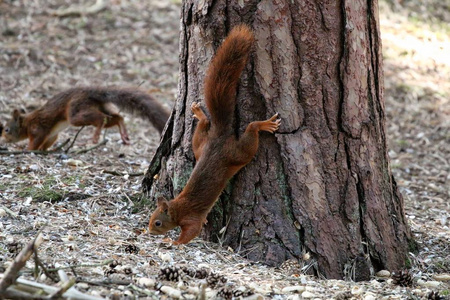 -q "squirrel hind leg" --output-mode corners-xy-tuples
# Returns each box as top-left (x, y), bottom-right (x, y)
(255, 113), (281, 133)
(191, 102), (210, 160)
(230, 114), (281, 165)
(104, 114), (130, 145)
(246, 113), (281, 134)
(69, 109), (111, 144)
